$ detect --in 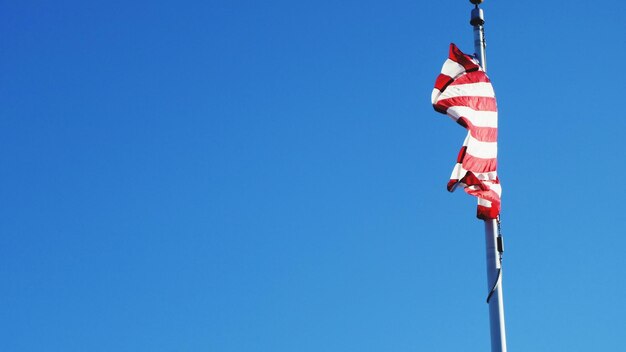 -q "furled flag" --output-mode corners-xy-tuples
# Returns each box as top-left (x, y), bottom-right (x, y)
(431, 43), (501, 220)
